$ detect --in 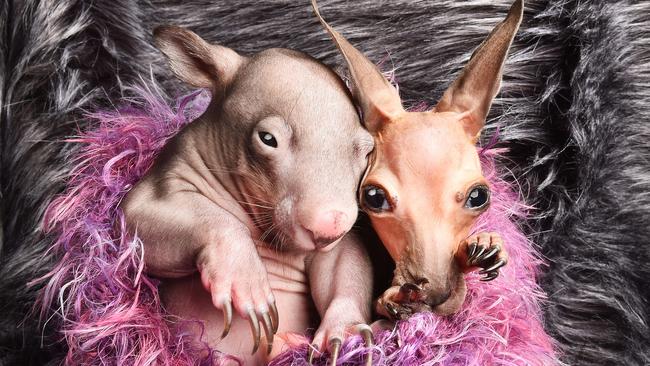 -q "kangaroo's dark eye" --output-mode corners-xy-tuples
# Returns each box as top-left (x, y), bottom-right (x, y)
(465, 185), (490, 210)
(362, 185), (392, 212)
(258, 131), (277, 148)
